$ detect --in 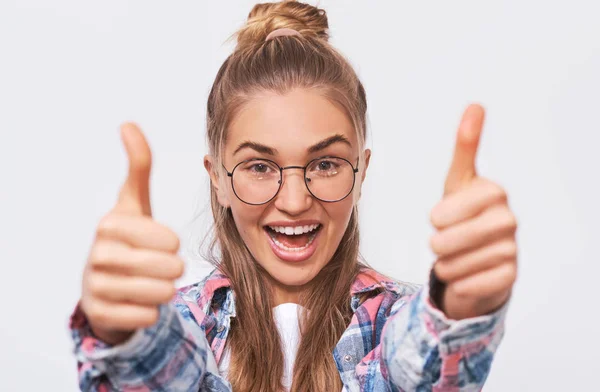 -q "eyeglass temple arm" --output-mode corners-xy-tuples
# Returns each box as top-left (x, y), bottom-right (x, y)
(222, 164), (234, 177)
(353, 156), (360, 173)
